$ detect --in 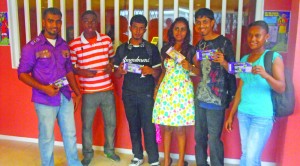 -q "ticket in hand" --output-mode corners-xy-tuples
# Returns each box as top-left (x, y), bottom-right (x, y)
(51, 77), (69, 88)
(196, 49), (218, 60)
(228, 62), (252, 74)
(166, 46), (185, 63)
(123, 63), (144, 74)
